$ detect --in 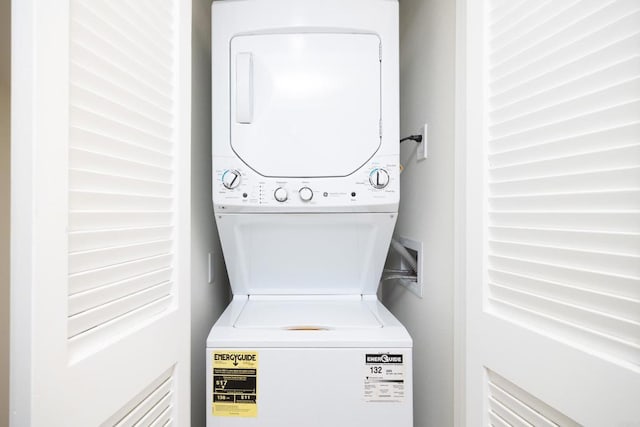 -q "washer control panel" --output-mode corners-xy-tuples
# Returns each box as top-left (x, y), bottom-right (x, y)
(213, 155), (399, 212)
